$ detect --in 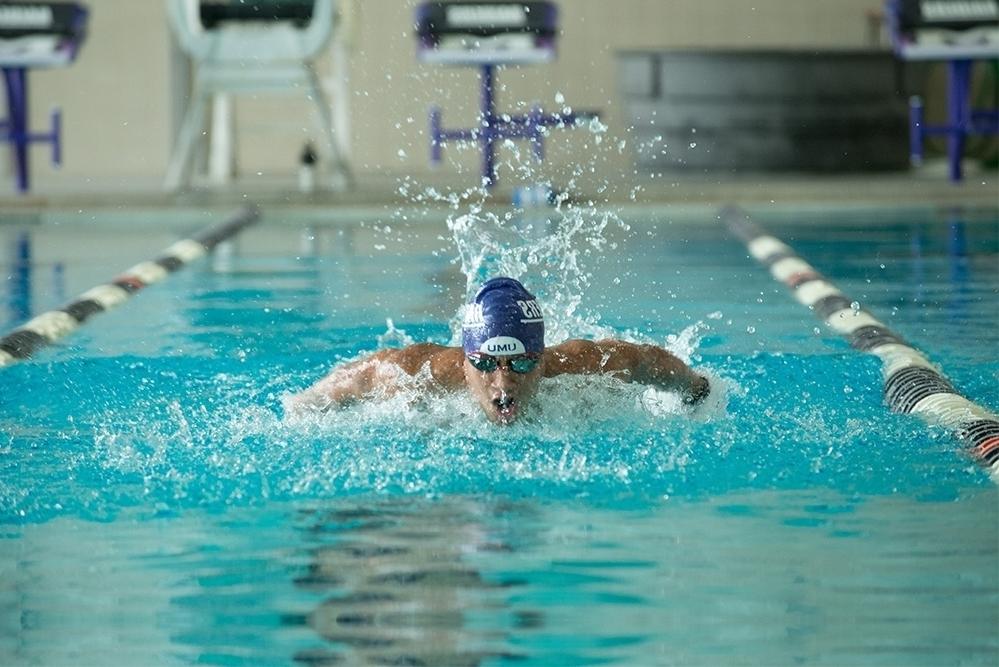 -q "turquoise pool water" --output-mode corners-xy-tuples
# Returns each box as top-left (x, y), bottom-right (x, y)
(1, 204), (997, 665)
